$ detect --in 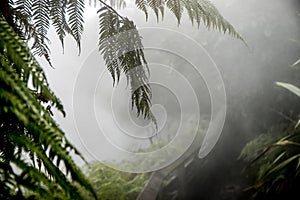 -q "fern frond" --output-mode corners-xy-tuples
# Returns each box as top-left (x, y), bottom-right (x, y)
(136, 0), (149, 20)
(98, 7), (157, 129)
(0, 16), (97, 199)
(98, 7), (121, 85)
(50, 0), (71, 51)
(0, 16), (65, 115)
(8, 133), (85, 199)
(166, 0), (183, 24)
(31, 0), (53, 65)
(136, 0), (149, 21)
(12, 4), (33, 40)
(13, 1), (43, 45)
(11, 156), (68, 199)
(67, 0), (85, 53)
(0, 58), (96, 199)
(109, 0), (127, 9)
(14, 0), (33, 18)
(135, 0), (244, 40)
(147, 0), (165, 21)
